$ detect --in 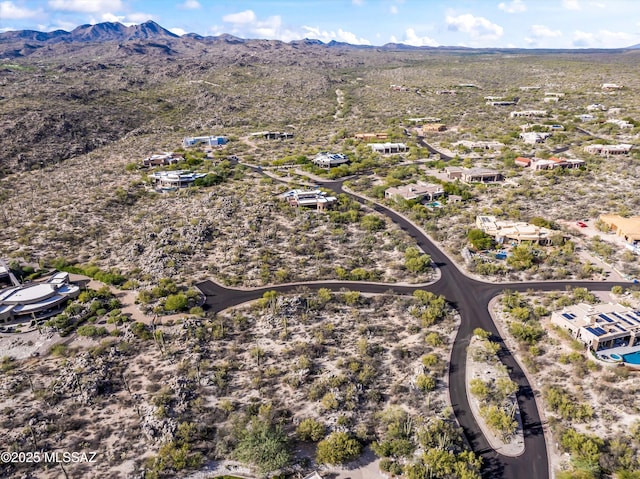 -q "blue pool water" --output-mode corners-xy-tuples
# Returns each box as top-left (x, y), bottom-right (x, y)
(622, 351), (640, 365)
